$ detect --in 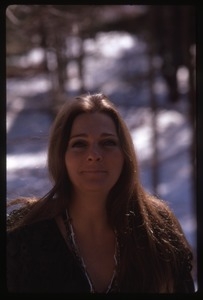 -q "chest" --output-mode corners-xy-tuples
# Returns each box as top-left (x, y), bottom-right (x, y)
(66, 223), (118, 293)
